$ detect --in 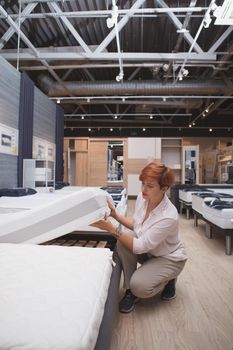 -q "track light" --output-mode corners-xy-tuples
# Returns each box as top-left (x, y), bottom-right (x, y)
(106, 5), (118, 28)
(203, 13), (212, 28)
(56, 98), (60, 104)
(116, 70), (124, 82)
(182, 68), (189, 77)
(178, 67), (189, 81)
